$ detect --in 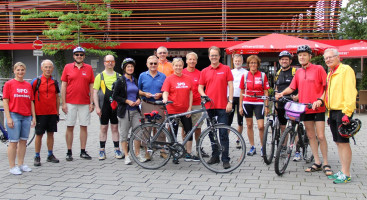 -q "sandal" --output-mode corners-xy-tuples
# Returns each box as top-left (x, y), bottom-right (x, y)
(322, 165), (333, 176)
(305, 163), (322, 172)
